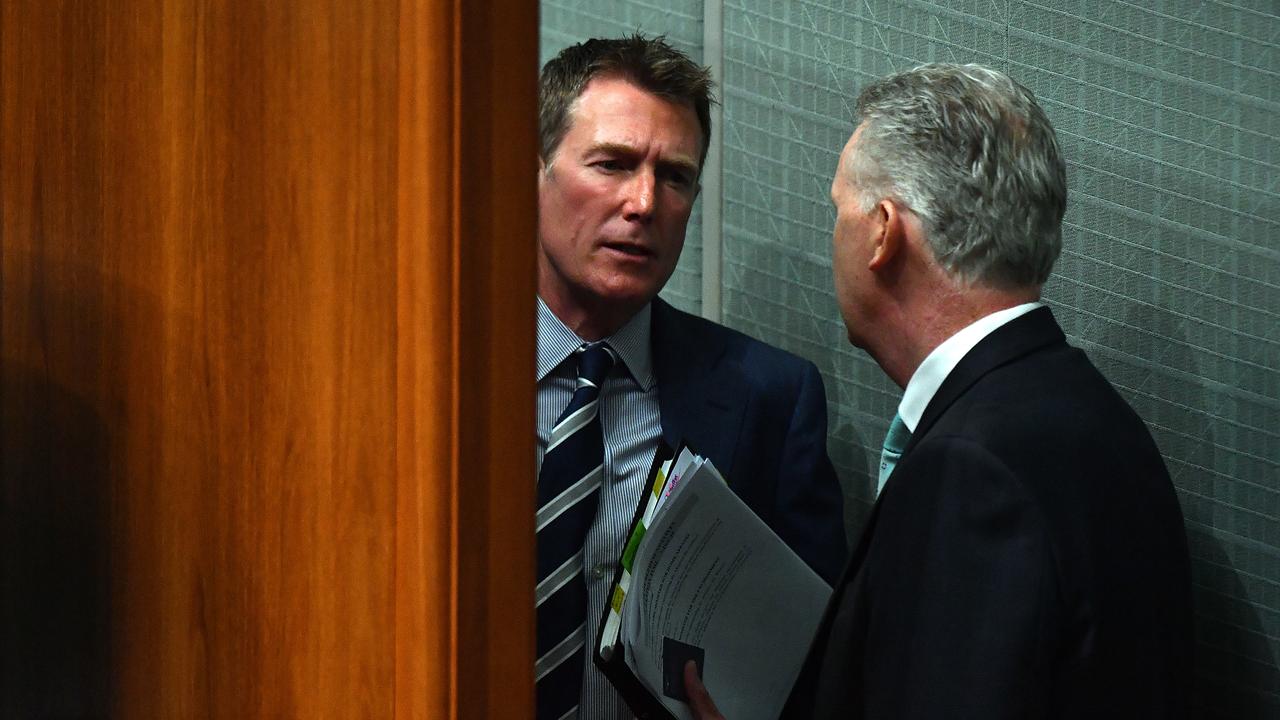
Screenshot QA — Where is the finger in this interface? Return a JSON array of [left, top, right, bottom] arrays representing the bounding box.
[[683, 659, 722, 719]]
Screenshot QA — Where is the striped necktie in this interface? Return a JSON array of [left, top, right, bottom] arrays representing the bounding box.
[[535, 341, 616, 720], [877, 413, 911, 495]]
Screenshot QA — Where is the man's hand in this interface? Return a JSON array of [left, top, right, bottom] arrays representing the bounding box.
[[684, 660, 726, 720]]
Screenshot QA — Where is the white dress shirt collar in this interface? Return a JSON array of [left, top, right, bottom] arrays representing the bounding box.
[[536, 298, 655, 392]]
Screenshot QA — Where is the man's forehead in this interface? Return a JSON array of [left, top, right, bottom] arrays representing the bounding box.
[[832, 127, 866, 199], [575, 76, 696, 121], [835, 124, 866, 174], [570, 79, 702, 160], [845, 124, 866, 154], [577, 73, 687, 108]]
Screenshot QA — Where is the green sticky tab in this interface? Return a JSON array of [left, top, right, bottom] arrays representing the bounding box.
[[621, 524, 647, 571]]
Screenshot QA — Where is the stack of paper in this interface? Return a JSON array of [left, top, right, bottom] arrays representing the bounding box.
[[594, 444, 833, 720]]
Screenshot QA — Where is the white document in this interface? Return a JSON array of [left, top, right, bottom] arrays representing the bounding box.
[[620, 459, 832, 720]]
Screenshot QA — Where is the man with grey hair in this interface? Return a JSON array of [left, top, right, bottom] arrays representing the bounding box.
[[687, 63, 1192, 718]]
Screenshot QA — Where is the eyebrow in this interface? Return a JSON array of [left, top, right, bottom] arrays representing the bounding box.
[[590, 142, 700, 176]]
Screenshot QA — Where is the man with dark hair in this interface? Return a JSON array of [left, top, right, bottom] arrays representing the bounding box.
[[534, 35, 846, 720], [688, 63, 1193, 719]]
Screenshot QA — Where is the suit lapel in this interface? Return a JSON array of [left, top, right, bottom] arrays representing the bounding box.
[[650, 299, 750, 478], [906, 306, 1066, 454]]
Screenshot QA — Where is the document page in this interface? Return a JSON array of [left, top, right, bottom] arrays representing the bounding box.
[[621, 462, 832, 720]]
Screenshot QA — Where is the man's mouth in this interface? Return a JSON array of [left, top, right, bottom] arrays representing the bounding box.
[[601, 241, 653, 258]]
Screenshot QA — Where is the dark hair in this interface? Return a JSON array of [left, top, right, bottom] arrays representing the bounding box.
[[539, 34, 715, 170]]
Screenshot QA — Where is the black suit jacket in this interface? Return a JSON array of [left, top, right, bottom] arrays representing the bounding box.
[[650, 298, 847, 583], [788, 307, 1192, 719]]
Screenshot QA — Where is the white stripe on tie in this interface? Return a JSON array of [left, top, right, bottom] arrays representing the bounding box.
[[546, 399, 599, 452], [535, 550, 583, 607], [535, 465, 603, 532], [535, 622, 586, 681]]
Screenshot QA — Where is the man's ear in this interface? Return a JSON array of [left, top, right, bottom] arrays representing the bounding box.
[[867, 199, 903, 271]]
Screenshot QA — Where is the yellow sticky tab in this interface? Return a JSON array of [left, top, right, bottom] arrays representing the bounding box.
[[651, 469, 667, 496]]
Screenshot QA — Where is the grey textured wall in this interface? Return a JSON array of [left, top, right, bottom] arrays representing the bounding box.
[[542, 2, 1279, 716]]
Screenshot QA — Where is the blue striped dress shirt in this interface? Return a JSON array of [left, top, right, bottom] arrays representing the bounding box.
[[537, 298, 660, 720]]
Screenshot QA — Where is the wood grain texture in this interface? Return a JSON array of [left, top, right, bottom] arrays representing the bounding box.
[[454, 1, 540, 717], [1, 1, 536, 717], [1, 2, 112, 716], [396, 3, 457, 717]]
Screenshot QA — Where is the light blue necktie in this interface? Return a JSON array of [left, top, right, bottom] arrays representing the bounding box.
[[877, 413, 911, 494]]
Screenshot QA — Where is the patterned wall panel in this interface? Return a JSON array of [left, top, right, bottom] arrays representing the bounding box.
[[1006, 3, 1280, 716]]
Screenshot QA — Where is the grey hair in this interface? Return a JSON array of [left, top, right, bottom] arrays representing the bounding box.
[[848, 63, 1067, 288]]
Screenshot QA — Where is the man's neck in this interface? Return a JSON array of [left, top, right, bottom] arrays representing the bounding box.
[[879, 281, 1040, 388], [538, 291, 644, 342]]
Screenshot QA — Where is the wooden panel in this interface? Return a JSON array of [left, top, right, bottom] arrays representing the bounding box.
[[1, 1, 536, 717], [454, 1, 540, 717], [395, 0, 539, 715], [0, 2, 112, 716], [395, 3, 456, 718]]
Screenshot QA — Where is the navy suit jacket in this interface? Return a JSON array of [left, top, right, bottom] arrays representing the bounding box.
[[787, 307, 1193, 719], [650, 298, 847, 583]]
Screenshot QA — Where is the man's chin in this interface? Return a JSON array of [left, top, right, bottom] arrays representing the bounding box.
[[593, 271, 671, 304], [844, 325, 869, 351], [593, 286, 659, 313]]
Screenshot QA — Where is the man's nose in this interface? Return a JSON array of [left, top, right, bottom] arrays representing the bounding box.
[[622, 169, 655, 220]]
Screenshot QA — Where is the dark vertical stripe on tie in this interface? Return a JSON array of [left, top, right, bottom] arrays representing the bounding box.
[[536, 573, 587, 659], [535, 342, 615, 719], [536, 646, 585, 720]]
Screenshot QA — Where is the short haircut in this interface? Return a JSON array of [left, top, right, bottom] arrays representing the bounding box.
[[539, 34, 715, 171], [849, 63, 1067, 289]]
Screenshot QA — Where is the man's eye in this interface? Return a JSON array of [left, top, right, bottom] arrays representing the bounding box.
[[593, 159, 624, 171], [663, 170, 695, 189]]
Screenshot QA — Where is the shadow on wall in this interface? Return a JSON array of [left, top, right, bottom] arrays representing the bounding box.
[[1095, 298, 1280, 719], [829, 416, 872, 546], [807, 291, 879, 550], [1187, 529, 1280, 719], [0, 246, 163, 717], [825, 322, 892, 547], [1, 363, 111, 716]]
